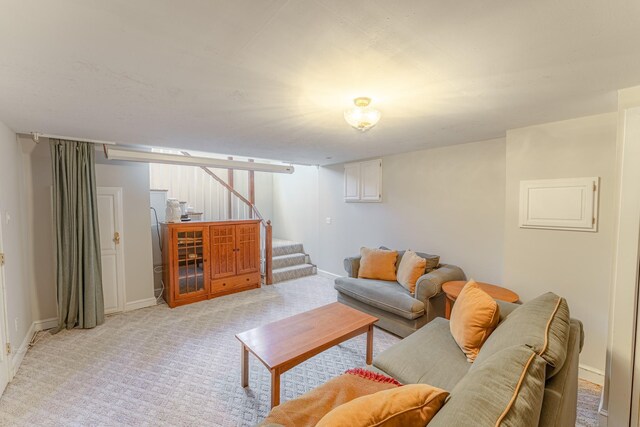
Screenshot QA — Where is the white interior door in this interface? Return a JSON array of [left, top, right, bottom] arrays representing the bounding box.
[[0, 219, 10, 395], [97, 187, 125, 314]]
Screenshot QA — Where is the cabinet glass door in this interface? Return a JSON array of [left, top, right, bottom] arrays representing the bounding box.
[[173, 227, 208, 299]]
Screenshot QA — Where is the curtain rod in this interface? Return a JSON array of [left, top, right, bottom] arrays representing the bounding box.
[[31, 132, 117, 145]]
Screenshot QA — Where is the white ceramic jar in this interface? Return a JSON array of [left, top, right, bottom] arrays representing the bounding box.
[[165, 199, 182, 223]]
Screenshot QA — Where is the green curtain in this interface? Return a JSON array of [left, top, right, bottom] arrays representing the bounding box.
[[50, 139, 104, 331]]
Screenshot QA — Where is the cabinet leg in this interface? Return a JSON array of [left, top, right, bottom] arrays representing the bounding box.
[[241, 345, 249, 388]]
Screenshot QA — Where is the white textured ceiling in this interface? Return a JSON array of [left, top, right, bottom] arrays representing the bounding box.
[[1, 0, 640, 165]]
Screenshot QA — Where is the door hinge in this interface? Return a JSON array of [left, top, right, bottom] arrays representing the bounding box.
[[6, 343, 10, 355], [0, 253, 4, 266], [593, 183, 597, 192], [593, 217, 596, 225]]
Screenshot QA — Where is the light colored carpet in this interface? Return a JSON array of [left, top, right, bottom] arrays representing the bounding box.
[[0, 275, 600, 426]]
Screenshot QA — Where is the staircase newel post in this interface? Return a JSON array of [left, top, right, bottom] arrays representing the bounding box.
[[266, 220, 273, 285]]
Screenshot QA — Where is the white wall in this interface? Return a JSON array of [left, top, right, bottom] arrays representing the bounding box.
[[26, 139, 155, 321], [274, 138, 507, 282], [273, 165, 319, 260], [316, 138, 506, 281], [504, 113, 617, 379], [0, 122, 33, 375]]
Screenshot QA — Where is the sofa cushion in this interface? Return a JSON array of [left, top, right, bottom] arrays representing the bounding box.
[[373, 317, 471, 391], [261, 368, 401, 427], [381, 247, 440, 274], [334, 277, 425, 320], [450, 280, 500, 363], [358, 247, 398, 281], [429, 345, 546, 427], [398, 250, 440, 273], [316, 384, 449, 427], [472, 292, 570, 379], [397, 250, 427, 294]]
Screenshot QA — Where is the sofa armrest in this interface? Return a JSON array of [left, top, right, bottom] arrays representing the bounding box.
[[414, 264, 466, 302], [343, 256, 361, 278]]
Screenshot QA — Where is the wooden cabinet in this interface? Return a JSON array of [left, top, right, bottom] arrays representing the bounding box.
[[162, 220, 261, 308]]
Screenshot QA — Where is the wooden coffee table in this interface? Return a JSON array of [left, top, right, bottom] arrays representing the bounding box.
[[442, 281, 519, 319], [235, 302, 378, 408]]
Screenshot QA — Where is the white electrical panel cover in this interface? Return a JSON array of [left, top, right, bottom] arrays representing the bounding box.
[[519, 177, 599, 232]]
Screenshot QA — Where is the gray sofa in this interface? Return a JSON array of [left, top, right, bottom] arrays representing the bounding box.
[[368, 294, 583, 426], [334, 250, 466, 337], [262, 292, 583, 426]]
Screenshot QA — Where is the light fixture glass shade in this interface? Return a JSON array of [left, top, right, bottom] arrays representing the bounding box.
[[344, 97, 381, 132]]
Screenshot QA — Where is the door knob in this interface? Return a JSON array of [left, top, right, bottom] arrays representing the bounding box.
[[114, 232, 120, 244]]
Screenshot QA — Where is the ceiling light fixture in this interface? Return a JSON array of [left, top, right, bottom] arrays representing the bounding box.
[[344, 97, 381, 132]]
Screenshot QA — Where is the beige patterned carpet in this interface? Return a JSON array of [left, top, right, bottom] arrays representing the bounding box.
[[0, 275, 601, 426]]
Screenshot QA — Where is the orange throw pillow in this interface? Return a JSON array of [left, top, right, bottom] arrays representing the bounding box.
[[358, 247, 398, 281], [316, 384, 449, 427], [450, 280, 500, 363], [396, 250, 427, 294]]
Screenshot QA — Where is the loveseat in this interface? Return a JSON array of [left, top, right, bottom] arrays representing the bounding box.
[[262, 292, 583, 426], [334, 250, 466, 337]]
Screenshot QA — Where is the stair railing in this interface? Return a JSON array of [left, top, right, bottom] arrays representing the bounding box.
[[180, 151, 273, 285]]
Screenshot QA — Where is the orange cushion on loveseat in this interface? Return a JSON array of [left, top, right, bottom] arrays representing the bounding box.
[[450, 280, 500, 362], [358, 247, 398, 281], [316, 384, 449, 427]]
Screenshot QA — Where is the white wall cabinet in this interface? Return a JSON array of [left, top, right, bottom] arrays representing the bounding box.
[[344, 159, 382, 203]]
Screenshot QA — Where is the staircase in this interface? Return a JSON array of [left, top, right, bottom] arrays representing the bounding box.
[[271, 239, 316, 283]]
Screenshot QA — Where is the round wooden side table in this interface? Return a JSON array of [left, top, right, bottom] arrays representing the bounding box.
[[442, 281, 520, 319]]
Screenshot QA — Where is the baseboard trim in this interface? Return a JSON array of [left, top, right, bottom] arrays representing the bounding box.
[[33, 317, 57, 332], [125, 297, 157, 312], [597, 383, 608, 427], [9, 317, 58, 380], [9, 322, 34, 379], [579, 364, 605, 386], [317, 269, 340, 279]]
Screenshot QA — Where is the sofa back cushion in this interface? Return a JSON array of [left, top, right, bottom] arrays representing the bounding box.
[[450, 280, 500, 363], [429, 345, 546, 427], [394, 248, 440, 273], [358, 247, 398, 281], [472, 292, 571, 379]]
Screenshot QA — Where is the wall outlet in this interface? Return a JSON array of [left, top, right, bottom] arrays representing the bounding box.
[[14, 318, 18, 332], [325, 217, 332, 224]]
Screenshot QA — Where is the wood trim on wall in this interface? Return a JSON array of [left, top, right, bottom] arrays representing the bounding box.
[[227, 157, 234, 219], [249, 159, 255, 219]]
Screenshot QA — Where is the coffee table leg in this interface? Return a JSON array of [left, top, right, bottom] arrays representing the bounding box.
[[271, 370, 280, 408], [445, 297, 452, 320], [241, 344, 249, 388], [366, 324, 374, 365]]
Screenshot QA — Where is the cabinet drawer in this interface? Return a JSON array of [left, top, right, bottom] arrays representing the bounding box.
[[211, 272, 260, 294]]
